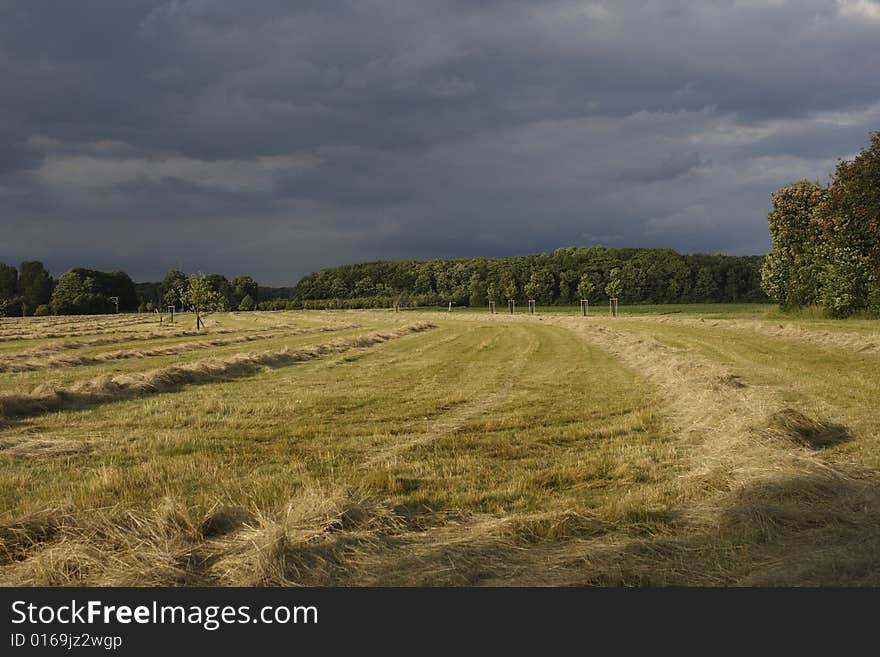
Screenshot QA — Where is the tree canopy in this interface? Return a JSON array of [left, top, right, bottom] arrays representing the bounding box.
[[50, 269, 137, 315], [761, 132, 880, 318], [291, 247, 767, 309], [183, 273, 226, 329], [18, 261, 54, 315]]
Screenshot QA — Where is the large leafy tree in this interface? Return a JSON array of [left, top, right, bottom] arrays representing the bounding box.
[[18, 261, 53, 315], [761, 133, 880, 317], [204, 274, 234, 308], [50, 271, 114, 315], [159, 270, 189, 309], [468, 273, 486, 307], [557, 269, 577, 304], [231, 275, 258, 308], [0, 263, 19, 316], [0, 263, 18, 301], [814, 132, 880, 316], [760, 180, 827, 308]]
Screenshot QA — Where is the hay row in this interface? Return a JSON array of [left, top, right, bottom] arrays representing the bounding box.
[[0, 316, 153, 339], [649, 316, 880, 354], [0, 324, 360, 373], [0, 314, 149, 332], [0, 323, 435, 420], [0, 314, 255, 342], [0, 486, 405, 586], [555, 317, 845, 480], [0, 325, 297, 360], [542, 317, 880, 584], [0, 325, 172, 343]]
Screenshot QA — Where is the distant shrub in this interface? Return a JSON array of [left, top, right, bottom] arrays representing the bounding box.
[[34, 304, 51, 316], [238, 294, 255, 311]]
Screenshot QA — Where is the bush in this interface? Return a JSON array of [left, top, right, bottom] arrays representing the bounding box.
[[238, 294, 255, 311], [0, 298, 20, 317], [34, 304, 51, 317]]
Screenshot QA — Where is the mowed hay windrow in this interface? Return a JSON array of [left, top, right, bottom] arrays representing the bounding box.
[[651, 316, 880, 355], [537, 315, 880, 584], [762, 408, 852, 449], [0, 487, 404, 586], [0, 327, 238, 359], [0, 324, 359, 373], [0, 323, 435, 420], [0, 326, 268, 362], [0, 315, 151, 339]]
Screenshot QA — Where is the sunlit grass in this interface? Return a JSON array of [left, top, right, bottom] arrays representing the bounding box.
[[1, 309, 878, 586]]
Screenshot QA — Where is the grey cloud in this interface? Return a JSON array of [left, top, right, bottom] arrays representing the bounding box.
[[1, 0, 879, 284]]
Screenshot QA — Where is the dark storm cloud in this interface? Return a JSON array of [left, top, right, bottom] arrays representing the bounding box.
[[1, 0, 879, 284]]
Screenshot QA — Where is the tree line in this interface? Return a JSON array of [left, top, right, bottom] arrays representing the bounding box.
[[142, 271, 261, 313], [292, 247, 768, 309], [0, 263, 281, 316], [761, 132, 880, 318], [2, 248, 767, 318]]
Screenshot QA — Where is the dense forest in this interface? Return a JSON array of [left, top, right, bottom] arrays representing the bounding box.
[[0, 263, 140, 317], [0, 248, 767, 317], [292, 247, 768, 309]]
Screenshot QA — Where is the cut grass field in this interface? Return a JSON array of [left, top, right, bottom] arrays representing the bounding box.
[[0, 306, 878, 585]]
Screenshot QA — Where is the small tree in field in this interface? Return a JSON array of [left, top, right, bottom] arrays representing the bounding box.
[[183, 274, 225, 329], [605, 268, 623, 316], [577, 273, 596, 315], [577, 273, 596, 302], [486, 282, 498, 303], [605, 268, 623, 298], [502, 278, 518, 303]]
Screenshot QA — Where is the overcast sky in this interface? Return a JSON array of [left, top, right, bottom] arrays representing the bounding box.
[[1, 1, 879, 284]]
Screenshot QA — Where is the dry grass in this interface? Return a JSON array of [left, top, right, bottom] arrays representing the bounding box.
[[1, 309, 878, 586], [0, 323, 434, 420], [651, 315, 880, 354], [0, 324, 358, 373], [762, 408, 851, 449], [0, 486, 403, 586], [0, 327, 257, 361]]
